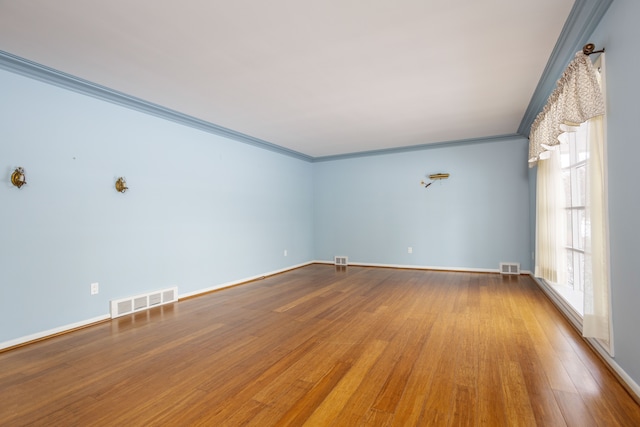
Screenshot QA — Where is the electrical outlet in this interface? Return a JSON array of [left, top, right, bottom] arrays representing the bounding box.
[[90, 282, 99, 295], [284, 249, 288, 257], [408, 247, 413, 254]]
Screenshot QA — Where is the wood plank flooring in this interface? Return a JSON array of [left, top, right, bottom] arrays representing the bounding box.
[[1, 265, 639, 426]]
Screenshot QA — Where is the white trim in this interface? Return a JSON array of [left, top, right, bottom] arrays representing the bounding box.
[[0, 314, 110, 351], [529, 273, 639, 401], [110, 286, 178, 319], [6, 263, 634, 401], [0, 50, 312, 162], [597, 53, 615, 358], [178, 261, 315, 299], [586, 338, 639, 398], [313, 260, 504, 274], [0, 262, 314, 351], [312, 134, 521, 162], [531, 274, 584, 330]]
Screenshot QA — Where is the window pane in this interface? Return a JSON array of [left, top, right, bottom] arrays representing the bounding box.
[[576, 252, 585, 292], [578, 208, 586, 251], [562, 169, 571, 206], [566, 209, 573, 247], [560, 142, 571, 168], [566, 250, 574, 288], [576, 164, 586, 206], [572, 209, 587, 251], [576, 125, 589, 162]]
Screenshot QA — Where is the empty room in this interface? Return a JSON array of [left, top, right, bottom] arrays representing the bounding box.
[[1, 0, 640, 425]]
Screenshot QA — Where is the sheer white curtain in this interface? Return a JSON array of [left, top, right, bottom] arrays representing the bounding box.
[[529, 51, 611, 346], [583, 114, 611, 342], [535, 148, 566, 284]]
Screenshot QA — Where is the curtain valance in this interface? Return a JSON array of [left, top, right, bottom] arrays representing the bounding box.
[[528, 51, 605, 166]]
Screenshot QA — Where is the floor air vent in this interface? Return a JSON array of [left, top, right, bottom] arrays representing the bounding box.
[[500, 263, 520, 275], [334, 256, 348, 266], [110, 287, 178, 318]]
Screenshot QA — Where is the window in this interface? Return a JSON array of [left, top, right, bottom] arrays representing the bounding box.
[[549, 123, 589, 315], [533, 54, 612, 352]]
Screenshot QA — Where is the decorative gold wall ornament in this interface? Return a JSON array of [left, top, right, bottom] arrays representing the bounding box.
[[11, 167, 27, 189], [428, 173, 450, 180], [115, 177, 128, 193], [421, 173, 450, 189]]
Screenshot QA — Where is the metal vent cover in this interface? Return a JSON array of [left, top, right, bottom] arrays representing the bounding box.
[[334, 256, 348, 266], [117, 300, 132, 315], [110, 286, 178, 318], [500, 263, 520, 275], [163, 289, 175, 302], [149, 293, 162, 306]]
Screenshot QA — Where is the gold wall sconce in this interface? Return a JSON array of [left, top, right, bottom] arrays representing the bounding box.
[[421, 173, 450, 189], [115, 177, 128, 193], [11, 167, 27, 189]]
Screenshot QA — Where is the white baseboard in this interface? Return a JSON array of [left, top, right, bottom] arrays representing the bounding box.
[[529, 273, 640, 402], [178, 261, 315, 299], [7, 262, 636, 402], [0, 314, 111, 351], [587, 337, 640, 400], [1, 262, 315, 352], [531, 274, 584, 331], [313, 259, 500, 274]]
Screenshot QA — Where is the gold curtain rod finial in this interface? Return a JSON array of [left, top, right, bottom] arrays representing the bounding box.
[[583, 43, 605, 56], [11, 167, 27, 189]]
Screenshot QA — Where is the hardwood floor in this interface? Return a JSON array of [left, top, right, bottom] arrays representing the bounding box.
[[1, 265, 639, 426]]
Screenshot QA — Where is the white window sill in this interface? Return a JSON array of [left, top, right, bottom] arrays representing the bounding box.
[[547, 282, 584, 316]]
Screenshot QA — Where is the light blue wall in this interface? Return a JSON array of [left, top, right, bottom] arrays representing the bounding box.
[[587, 0, 640, 386], [313, 137, 531, 271], [0, 69, 314, 344], [5, 0, 638, 391]]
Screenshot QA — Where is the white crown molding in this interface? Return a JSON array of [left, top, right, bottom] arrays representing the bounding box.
[[0, 50, 523, 163], [312, 134, 524, 162], [0, 50, 313, 163], [0, 0, 613, 162]]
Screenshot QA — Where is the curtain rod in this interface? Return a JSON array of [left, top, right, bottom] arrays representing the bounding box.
[[583, 43, 605, 55]]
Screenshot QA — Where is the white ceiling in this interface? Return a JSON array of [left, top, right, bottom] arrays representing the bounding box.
[[0, 0, 574, 158]]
